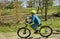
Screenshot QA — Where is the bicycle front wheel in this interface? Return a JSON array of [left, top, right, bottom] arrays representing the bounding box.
[[39, 26, 53, 37], [17, 27, 31, 38]]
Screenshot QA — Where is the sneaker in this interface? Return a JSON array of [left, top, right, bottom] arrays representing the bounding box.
[[34, 30, 38, 34]]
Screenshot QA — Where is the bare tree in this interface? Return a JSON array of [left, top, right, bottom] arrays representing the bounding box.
[[14, 0, 20, 24], [0, 9, 1, 24], [43, 0, 48, 21], [0, 0, 6, 24], [43, 0, 54, 21]]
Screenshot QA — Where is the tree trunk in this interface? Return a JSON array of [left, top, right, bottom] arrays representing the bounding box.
[[0, 9, 3, 25], [14, 0, 20, 24], [0, 9, 1, 25], [45, 0, 48, 21]]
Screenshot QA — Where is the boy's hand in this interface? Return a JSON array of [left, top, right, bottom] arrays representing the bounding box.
[[26, 17, 31, 22]]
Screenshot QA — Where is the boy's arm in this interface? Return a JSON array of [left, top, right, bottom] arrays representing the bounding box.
[[29, 16, 35, 24]]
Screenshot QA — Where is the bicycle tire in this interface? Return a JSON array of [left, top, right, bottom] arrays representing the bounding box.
[[17, 27, 31, 38], [39, 26, 53, 37]]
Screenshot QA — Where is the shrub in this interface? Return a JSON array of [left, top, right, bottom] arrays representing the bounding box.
[[1, 9, 11, 16], [5, 3, 14, 9], [53, 12, 60, 17]]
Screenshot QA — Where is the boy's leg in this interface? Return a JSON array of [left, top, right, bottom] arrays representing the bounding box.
[[31, 24, 38, 33], [31, 24, 38, 30]]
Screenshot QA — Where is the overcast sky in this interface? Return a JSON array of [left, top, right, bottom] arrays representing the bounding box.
[[53, 0, 60, 6], [0, 0, 60, 6]]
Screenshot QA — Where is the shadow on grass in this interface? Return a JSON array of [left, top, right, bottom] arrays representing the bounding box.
[[18, 37, 48, 39]]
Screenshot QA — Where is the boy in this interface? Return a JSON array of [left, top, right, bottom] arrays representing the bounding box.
[[29, 10, 41, 34]]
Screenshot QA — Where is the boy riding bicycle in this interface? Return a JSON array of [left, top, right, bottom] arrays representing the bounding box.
[[27, 10, 41, 34], [17, 10, 52, 38]]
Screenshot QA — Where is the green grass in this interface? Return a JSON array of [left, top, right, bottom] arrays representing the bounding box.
[[0, 24, 20, 32], [42, 18, 60, 29], [0, 18, 60, 32], [0, 6, 60, 32], [0, 6, 60, 16]]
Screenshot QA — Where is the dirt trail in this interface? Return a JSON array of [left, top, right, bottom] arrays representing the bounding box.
[[0, 32, 60, 39]]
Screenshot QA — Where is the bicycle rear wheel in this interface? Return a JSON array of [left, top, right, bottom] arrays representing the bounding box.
[[17, 27, 31, 38], [39, 26, 53, 37]]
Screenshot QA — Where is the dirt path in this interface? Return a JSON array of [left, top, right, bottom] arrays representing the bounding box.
[[0, 32, 60, 39]]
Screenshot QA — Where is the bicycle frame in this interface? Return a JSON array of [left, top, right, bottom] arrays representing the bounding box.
[[23, 23, 28, 34]]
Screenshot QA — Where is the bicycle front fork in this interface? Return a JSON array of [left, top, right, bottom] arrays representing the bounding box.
[[23, 24, 27, 34]]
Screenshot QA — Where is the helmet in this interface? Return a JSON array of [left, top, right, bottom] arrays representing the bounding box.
[[31, 10, 36, 14]]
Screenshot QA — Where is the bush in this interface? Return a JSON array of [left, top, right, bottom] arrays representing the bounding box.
[[5, 3, 14, 9], [53, 12, 60, 17], [1, 9, 11, 16]]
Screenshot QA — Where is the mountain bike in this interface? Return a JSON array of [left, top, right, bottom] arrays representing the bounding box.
[[17, 17, 53, 38]]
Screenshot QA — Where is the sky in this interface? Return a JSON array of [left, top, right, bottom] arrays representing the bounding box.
[[53, 0, 60, 6], [0, 0, 60, 6]]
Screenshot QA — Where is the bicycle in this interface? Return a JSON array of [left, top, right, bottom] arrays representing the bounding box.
[[17, 17, 53, 38]]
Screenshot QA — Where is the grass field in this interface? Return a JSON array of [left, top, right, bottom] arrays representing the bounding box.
[[0, 6, 60, 32], [0, 17, 60, 32], [0, 6, 60, 16]]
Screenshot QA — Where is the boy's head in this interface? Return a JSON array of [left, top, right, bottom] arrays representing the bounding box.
[[31, 10, 36, 15]]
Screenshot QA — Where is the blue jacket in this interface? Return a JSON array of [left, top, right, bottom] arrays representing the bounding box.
[[30, 14, 41, 25]]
